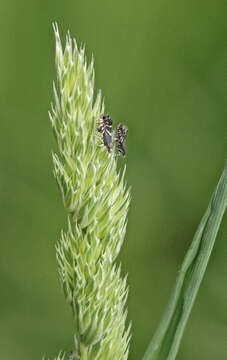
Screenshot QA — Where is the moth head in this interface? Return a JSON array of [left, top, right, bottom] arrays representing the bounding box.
[[118, 123, 128, 136]]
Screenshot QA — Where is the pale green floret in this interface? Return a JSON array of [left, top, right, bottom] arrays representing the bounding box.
[[49, 23, 131, 359]]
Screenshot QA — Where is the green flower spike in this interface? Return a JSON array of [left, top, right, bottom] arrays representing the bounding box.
[[49, 23, 131, 360]]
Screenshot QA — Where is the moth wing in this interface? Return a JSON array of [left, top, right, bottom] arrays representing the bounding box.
[[103, 132, 113, 152], [119, 143, 126, 157]]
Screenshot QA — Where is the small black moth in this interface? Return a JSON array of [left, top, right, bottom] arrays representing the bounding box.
[[116, 123, 128, 157], [97, 114, 113, 153]]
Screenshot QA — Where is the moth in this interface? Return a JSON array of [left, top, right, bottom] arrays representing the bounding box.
[[97, 114, 113, 152], [116, 123, 128, 157]]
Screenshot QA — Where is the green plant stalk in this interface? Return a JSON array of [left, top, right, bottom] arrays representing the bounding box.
[[49, 23, 131, 360], [142, 162, 227, 360]]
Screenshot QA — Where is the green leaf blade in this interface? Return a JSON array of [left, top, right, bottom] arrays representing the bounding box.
[[143, 162, 227, 360]]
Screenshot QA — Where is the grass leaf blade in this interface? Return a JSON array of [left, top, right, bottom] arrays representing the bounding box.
[[142, 162, 227, 360]]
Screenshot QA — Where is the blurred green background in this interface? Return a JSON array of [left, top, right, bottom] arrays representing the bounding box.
[[0, 0, 226, 359]]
